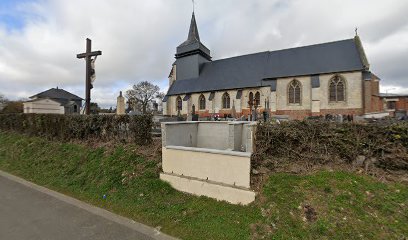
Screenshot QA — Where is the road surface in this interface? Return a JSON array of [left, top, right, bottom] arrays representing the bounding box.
[[0, 171, 175, 240]]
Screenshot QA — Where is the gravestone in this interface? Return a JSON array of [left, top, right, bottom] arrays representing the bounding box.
[[191, 104, 199, 121], [231, 100, 237, 119], [116, 91, 126, 115], [252, 109, 257, 121], [263, 98, 270, 121]]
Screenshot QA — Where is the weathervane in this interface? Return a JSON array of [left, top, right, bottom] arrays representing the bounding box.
[[192, 0, 195, 13], [355, 27, 358, 36]]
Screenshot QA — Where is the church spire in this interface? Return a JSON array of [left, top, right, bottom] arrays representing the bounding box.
[[176, 11, 211, 61], [179, 12, 201, 47], [188, 12, 200, 43]]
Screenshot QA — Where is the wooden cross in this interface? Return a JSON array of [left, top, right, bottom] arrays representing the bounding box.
[[77, 38, 102, 115]]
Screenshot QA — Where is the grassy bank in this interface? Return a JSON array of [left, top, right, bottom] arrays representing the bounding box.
[[0, 131, 407, 239]]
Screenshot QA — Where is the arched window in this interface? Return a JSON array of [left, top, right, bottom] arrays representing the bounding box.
[[222, 92, 230, 109], [176, 96, 182, 111], [248, 92, 254, 106], [199, 94, 206, 110], [329, 75, 346, 102], [288, 80, 301, 104], [255, 92, 261, 106]]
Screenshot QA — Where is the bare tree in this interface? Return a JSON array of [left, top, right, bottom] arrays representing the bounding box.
[[0, 93, 8, 104], [126, 81, 160, 114], [156, 92, 166, 100]]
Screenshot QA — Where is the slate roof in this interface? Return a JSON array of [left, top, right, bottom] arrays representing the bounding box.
[[178, 12, 200, 47], [378, 93, 408, 98], [30, 88, 83, 101], [167, 38, 367, 96]]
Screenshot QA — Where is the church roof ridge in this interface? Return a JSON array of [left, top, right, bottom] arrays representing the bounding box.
[[268, 38, 354, 54], [208, 38, 355, 64]]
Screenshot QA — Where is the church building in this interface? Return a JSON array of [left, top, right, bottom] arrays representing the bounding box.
[[163, 13, 382, 120]]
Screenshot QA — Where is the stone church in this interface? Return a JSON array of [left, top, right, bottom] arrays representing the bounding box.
[[163, 13, 382, 120]]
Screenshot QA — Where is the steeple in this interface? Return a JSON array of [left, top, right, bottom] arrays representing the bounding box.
[[181, 12, 200, 46], [176, 12, 211, 61]]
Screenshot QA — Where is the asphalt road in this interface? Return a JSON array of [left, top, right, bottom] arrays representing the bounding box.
[[0, 172, 173, 240]]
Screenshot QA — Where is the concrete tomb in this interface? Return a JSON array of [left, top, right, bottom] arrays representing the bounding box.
[[160, 121, 256, 205]]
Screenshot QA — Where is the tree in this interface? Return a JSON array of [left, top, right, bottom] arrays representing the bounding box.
[[0, 93, 7, 104], [90, 102, 100, 114], [126, 81, 160, 114], [1, 101, 23, 113], [156, 92, 166, 101]]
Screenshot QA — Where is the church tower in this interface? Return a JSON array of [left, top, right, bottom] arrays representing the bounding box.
[[175, 12, 211, 81]]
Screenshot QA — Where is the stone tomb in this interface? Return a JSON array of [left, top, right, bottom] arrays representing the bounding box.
[[160, 121, 256, 205]]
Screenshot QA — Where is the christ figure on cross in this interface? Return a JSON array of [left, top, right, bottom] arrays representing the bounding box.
[[77, 38, 102, 115]]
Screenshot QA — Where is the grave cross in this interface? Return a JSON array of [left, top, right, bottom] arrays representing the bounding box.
[[77, 38, 102, 115]]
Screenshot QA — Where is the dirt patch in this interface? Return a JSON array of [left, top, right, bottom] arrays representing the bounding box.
[[303, 205, 317, 222]]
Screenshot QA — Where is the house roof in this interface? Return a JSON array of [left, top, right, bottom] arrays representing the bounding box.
[[167, 37, 368, 96], [379, 93, 408, 98], [30, 88, 83, 101]]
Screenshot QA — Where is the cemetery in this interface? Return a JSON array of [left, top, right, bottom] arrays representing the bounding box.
[[0, 2, 408, 239], [0, 33, 407, 239], [1, 117, 408, 239]]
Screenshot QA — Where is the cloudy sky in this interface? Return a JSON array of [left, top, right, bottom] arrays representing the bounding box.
[[0, 0, 407, 108]]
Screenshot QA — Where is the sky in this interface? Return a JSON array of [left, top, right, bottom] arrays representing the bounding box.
[[0, 0, 407, 108]]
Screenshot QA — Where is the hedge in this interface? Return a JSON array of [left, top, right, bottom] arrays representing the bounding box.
[[252, 120, 408, 172], [0, 114, 153, 145]]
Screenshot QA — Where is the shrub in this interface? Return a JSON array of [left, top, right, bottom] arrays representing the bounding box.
[[252, 120, 408, 172], [0, 114, 153, 145]]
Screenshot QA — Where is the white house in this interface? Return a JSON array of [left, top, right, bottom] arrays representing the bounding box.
[[24, 88, 83, 115]]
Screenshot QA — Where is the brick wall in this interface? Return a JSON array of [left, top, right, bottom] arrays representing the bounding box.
[[396, 97, 408, 111]]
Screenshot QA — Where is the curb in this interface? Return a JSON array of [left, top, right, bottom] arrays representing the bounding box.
[[0, 170, 179, 240]]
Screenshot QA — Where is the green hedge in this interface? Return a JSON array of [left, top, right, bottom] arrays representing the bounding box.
[[0, 114, 153, 145], [252, 121, 408, 171]]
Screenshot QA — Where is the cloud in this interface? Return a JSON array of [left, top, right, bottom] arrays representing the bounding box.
[[0, 0, 407, 108]]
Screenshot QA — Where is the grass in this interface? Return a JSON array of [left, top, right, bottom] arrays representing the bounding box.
[[0, 131, 407, 240]]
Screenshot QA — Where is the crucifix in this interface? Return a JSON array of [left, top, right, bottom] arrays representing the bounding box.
[[77, 38, 102, 115]]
